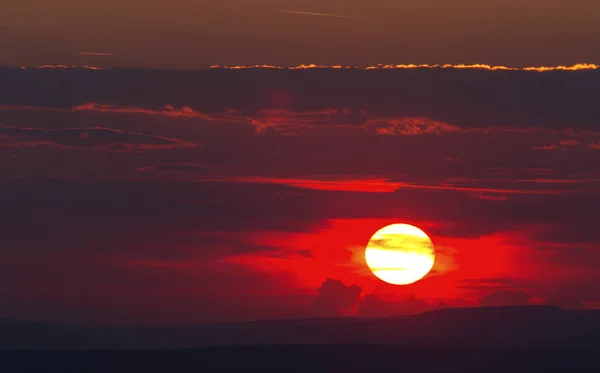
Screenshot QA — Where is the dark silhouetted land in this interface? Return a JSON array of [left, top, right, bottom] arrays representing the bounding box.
[[2, 306, 600, 372]]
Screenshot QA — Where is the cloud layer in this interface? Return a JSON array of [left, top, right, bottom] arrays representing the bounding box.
[[0, 67, 599, 325], [3, 67, 600, 132]]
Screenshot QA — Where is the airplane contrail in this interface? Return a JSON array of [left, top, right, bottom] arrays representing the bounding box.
[[79, 52, 120, 57], [279, 10, 361, 19]]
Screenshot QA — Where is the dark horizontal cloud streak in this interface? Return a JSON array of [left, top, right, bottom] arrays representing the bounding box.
[[2, 68, 600, 132], [0, 124, 197, 151]]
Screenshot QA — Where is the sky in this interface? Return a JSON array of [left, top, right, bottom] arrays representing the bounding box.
[[2, 0, 600, 68], [0, 66, 599, 325], [1, 0, 599, 326]]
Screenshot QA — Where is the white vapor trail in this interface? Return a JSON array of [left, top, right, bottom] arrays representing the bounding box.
[[279, 10, 361, 19]]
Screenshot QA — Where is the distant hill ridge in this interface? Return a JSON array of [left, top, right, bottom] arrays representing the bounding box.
[[2, 306, 600, 349]]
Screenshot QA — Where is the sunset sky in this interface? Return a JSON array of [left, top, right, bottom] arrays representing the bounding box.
[[1, 0, 599, 327], [1, 65, 599, 326], [2, 0, 600, 68]]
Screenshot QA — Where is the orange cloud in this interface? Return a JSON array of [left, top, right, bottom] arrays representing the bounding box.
[[210, 63, 599, 72], [15, 63, 600, 72]]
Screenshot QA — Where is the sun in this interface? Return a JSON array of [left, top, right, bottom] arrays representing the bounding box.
[[365, 223, 435, 285]]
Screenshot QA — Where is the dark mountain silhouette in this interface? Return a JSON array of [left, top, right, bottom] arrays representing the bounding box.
[[0, 319, 126, 349], [2, 306, 600, 349], [3, 307, 600, 372]]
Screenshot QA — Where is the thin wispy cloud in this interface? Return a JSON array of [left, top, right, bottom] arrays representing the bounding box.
[[279, 10, 361, 20], [79, 52, 120, 57]]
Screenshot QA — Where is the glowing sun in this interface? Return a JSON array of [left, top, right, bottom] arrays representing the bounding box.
[[365, 224, 435, 285]]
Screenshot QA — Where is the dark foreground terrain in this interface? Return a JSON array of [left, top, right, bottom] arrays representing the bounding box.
[[2, 307, 600, 372], [3, 306, 600, 349], [2, 345, 599, 373]]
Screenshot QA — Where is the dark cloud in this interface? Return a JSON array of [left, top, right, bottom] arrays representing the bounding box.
[[530, 223, 600, 245], [460, 277, 598, 309], [310, 279, 362, 317], [544, 297, 585, 310], [535, 244, 600, 269], [479, 290, 532, 307], [0, 124, 197, 152], [359, 294, 430, 317], [136, 162, 211, 173], [0, 250, 304, 326], [2, 68, 600, 132], [1, 174, 597, 268], [0, 179, 329, 241]]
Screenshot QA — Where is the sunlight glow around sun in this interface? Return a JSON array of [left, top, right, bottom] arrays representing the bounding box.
[[365, 224, 435, 285]]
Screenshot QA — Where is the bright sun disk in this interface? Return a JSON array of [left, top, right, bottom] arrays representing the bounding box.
[[365, 223, 435, 285]]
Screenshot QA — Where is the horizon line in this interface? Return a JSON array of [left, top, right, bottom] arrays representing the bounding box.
[[0, 304, 582, 328]]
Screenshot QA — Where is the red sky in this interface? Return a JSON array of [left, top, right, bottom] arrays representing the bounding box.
[[1, 0, 600, 68], [0, 66, 599, 325]]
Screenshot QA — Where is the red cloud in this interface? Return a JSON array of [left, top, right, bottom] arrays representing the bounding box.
[[363, 117, 463, 135], [479, 290, 532, 307], [559, 139, 581, 146], [213, 176, 573, 197], [533, 144, 564, 151], [72, 103, 240, 121], [225, 176, 404, 193], [2, 103, 600, 139], [590, 142, 600, 149]]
